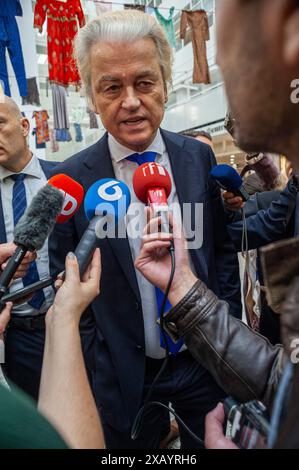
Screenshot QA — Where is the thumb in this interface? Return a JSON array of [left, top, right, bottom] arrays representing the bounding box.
[[64, 252, 80, 284]]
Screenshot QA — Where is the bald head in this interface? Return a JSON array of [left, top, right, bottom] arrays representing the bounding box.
[[0, 96, 31, 172], [0, 96, 22, 120]]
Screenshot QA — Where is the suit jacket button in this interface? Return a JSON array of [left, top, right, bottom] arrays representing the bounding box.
[[135, 302, 140, 310], [136, 345, 144, 351]]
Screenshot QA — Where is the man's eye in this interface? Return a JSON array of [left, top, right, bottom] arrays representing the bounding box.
[[104, 85, 119, 93], [138, 81, 152, 87]]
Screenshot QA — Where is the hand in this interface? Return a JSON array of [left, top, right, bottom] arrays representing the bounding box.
[[223, 191, 244, 212], [135, 208, 197, 306], [0, 302, 12, 342], [46, 248, 101, 327], [0, 242, 37, 280], [205, 403, 238, 449]]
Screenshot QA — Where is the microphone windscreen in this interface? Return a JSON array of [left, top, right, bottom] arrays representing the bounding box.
[[48, 174, 84, 223], [210, 164, 243, 191], [84, 178, 131, 221], [14, 185, 64, 251], [133, 163, 172, 203]]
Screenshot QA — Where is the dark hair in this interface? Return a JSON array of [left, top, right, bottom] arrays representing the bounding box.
[[181, 130, 213, 142]]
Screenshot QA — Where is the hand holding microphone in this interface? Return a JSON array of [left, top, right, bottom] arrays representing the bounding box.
[[133, 162, 172, 233], [210, 164, 250, 212]]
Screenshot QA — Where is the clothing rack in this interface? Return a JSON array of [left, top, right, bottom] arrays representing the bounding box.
[[91, 0, 214, 15]]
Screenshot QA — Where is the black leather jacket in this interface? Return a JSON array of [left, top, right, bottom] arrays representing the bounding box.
[[164, 280, 286, 409]]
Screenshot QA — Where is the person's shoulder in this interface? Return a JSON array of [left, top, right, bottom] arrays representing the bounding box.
[[50, 138, 105, 177], [161, 129, 214, 169]]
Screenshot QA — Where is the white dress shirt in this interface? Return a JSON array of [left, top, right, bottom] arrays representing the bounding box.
[[0, 154, 55, 316], [108, 129, 186, 359]]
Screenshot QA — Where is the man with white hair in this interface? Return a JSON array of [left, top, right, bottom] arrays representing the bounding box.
[[49, 10, 241, 449]]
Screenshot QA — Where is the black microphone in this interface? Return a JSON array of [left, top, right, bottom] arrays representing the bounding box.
[[0, 184, 63, 299]]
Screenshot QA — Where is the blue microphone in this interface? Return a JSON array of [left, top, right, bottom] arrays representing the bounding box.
[[75, 179, 131, 278], [210, 164, 250, 201]]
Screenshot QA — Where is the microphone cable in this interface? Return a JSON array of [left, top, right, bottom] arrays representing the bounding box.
[[131, 240, 204, 446]]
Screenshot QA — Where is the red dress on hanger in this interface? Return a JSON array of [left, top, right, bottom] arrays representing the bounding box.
[[34, 0, 85, 88]]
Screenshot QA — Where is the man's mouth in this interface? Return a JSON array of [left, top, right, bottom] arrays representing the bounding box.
[[122, 117, 146, 126]]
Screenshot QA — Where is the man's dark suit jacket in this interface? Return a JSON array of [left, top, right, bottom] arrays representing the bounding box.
[[0, 159, 57, 243], [49, 130, 241, 431]]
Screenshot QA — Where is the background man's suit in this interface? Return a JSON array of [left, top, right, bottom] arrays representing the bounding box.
[[49, 130, 241, 447], [0, 159, 57, 400]]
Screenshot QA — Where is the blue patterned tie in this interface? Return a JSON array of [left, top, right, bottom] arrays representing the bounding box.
[[126, 152, 184, 354], [11, 173, 45, 310]]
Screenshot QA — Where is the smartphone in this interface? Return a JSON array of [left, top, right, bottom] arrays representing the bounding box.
[[1, 278, 53, 303]]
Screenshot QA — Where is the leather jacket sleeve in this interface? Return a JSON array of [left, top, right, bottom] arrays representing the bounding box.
[[164, 280, 286, 407]]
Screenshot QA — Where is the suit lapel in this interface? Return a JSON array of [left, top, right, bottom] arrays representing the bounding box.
[[161, 130, 209, 282], [82, 134, 141, 302]]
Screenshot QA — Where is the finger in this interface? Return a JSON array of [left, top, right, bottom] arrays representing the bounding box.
[[145, 206, 153, 225], [64, 252, 80, 283], [54, 278, 63, 289], [0, 302, 12, 334], [223, 191, 235, 200], [142, 232, 173, 244], [143, 216, 162, 236], [87, 248, 101, 284], [141, 240, 171, 254]]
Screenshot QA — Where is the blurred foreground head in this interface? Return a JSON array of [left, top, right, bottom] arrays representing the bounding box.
[[217, 0, 299, 169]]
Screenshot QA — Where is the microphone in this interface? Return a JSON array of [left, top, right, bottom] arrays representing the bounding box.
[[75, 178, 131, 278], [0, 185, 64, 299], [210, 164, 250, 201], [133, 162, 172, 232], [47, 174, 84, 223]]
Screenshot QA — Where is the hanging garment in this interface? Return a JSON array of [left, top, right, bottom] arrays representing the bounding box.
[[32, 128, 46, 149], [154, 7, 176, 49], [0, 0, 23, 18], [34, 0, 85, 88], [86, 107, 98, 129], [0, 16, 27, 97], [22, 77, 41, 106], [124, 4, 146, 12], [32, 110, 50, 145], [55, 128, 72, 142], [180, 10, 211, 84], [50, 128, 59, 153], [51, 84, 70, 130], [74, 123, 83, 142]]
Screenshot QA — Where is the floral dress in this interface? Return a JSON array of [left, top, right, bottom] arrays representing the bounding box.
[[34, 0, 85, 87]]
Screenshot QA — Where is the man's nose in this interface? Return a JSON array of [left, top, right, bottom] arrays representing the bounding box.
[[121, 88, 141, 111]]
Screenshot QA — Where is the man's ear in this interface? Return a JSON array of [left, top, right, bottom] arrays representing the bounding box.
[[20, 117, 30, 139], [164, 83, 168, 104], [283, 8, 299, 66]]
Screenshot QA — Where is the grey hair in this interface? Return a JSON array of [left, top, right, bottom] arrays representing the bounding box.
[[74, 10, 173, 100]]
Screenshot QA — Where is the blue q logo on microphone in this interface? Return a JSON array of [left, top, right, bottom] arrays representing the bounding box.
[[84, 179, 131, 234]]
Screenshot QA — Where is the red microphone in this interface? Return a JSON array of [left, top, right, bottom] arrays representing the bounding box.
[[47, 174, 84, 223], [133, 162, 172, 232]]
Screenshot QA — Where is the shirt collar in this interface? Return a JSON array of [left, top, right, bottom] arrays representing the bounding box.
[[0, 154, 42, 182], [108, 129, 165, 164]]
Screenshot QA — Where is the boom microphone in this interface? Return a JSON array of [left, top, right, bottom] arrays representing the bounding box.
[[133, 162, 172, 231], [75, 178, 131, 278], [48, 174, 84, 223], [0, 184, 64, 298], [210, 164, 250, 201]]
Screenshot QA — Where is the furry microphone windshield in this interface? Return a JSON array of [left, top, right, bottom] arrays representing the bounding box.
[[14, 184, 64, 251]]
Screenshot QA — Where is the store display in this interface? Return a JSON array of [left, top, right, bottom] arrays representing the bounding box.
[[52, 83, 70, 131], [0, 2, 27, 98], [74, 122, 83, 142], [32, 110, 50, 145], [180, 10, 211, 84], [86, 107, 98, 129], [50, 128, 59, 153], [154, 7, 176, 49], [22, 77, 41, 106], [32, 128, 46, 149], [34, 0, 85, 88]]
